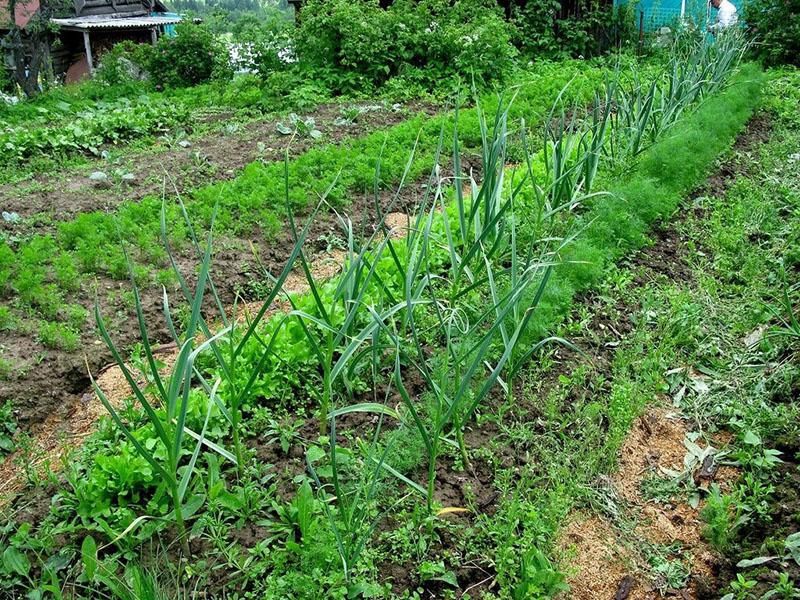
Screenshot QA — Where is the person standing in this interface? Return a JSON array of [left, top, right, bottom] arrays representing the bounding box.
[[709, 0, 738, 32]]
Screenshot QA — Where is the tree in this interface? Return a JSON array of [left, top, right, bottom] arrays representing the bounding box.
[[1, 0, 67, 97]]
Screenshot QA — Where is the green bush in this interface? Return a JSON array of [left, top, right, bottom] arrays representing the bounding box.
[[295, 0, 517, 93], [95, 41, 155, 87], [408, 0, 518, 86], [511, 0, 637, 59], [0, 66, 14, 94], [744, 0, 800, 67], [149, 23, 229, 88]]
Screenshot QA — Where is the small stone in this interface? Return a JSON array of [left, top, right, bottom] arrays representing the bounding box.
[[121, 173, 136, 185], [178, 140, 192, 148], [89, 171, 111, 188], [2, 211, 20, 223]]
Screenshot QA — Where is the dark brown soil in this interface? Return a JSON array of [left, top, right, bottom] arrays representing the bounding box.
[[690, 111, 773, 202], [629, 223, 694, 283]]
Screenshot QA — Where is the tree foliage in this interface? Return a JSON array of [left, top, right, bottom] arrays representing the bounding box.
[[1, 0, 70, 97], [744, 0, 800, 67]]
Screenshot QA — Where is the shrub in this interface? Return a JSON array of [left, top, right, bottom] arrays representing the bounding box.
[[408, 0, 518, 87], [511, 0, 637, 59], [149, 23, 230, 88], [295, 0, 517, 93], [95, 41, 154, 87], [295, 0, 394, 92], [230, 11, 294, 77], [744, 0, 800, 67], [0, 66, 14, 94]]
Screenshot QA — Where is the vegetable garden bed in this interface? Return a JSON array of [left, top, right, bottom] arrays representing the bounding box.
[[2, 32, 798, 600]]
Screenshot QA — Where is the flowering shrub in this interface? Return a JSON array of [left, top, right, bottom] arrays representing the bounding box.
[[295, 0, 517, 93], [229, 12, 295, 77]]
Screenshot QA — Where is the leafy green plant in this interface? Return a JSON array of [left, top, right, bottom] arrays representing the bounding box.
[[261, 415, 305, 454], [701, 484, 749, 552], [765, 572, 800, 600], [284, 205, 409, 435], [735, 532, 800, 572], [37, 321, 80, 351], [276, 113, 322, 139], [512, 547, 569, 599], [161, 187, 319, 474], [0, 399, 16, 455], [262, 479, 321, 550], [721, 573, 759, 600], [91, 221, 234, 556], [733, 429, 784, 471], [647, 545, 691, 594], [0, 96, 190, 162], [333, 104, 381, 127]]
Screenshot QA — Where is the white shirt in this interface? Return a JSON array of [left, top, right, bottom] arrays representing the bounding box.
[[715, 0, 738, 29]]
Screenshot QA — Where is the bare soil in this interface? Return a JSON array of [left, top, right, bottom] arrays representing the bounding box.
[[561, 407, 736, 600]]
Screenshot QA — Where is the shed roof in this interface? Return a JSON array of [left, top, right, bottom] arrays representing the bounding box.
[[50, 13, 181, 30]]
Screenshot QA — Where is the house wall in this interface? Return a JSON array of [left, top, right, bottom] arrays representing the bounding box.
[[0, 0, 41, 28]]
